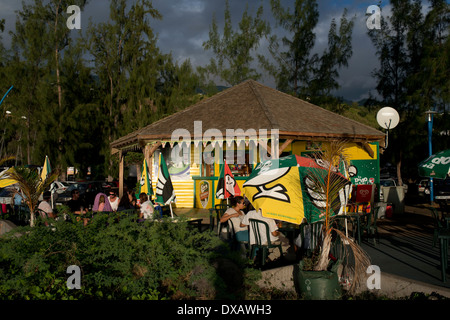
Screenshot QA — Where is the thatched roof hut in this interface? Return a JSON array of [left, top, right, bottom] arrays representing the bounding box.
[[111, 80, 385, 198], [112, 80, 384, 150]]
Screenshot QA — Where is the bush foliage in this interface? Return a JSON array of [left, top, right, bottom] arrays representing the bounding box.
[[0, 212, 253, 300]]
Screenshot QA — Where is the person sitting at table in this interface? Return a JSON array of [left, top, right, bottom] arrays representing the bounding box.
[[139, 193, 154, 220], [37, 191, 55, 226], [127, 189, 138, 209], [92, 193, 112, 212], [117, 192, 135, 212], [67, 189, 89, 225], [67, 189, 88, 215], [240, 206, 295, 262], [219, 196, 249, 242]]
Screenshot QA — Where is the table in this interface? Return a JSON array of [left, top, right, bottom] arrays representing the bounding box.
[[186, 218, 203, 232], [277, 221, 300, 243], [150, 217, 204, 232]]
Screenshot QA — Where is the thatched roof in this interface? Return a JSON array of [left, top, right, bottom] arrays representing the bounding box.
[[111, 80, 385, 150]]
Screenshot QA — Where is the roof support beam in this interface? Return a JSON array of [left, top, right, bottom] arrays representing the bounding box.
[[358, 141, 375, 158], [279, 139, 294, 157]]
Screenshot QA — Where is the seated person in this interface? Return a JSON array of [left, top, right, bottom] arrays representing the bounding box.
[[13, 190, 23, 213], [37, 191, 56, 226], [117, 192, 134, 211], [67, 189, 88, 215], [92, 193, 112, 212], [241, 207, 293, 261], [139, 193, 154, 220], [219, 196, 249, 242]]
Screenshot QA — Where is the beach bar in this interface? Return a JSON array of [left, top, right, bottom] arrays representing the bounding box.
[[110, 80, 385, 209]]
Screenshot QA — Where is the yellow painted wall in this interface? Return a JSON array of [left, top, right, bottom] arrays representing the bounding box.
[[151, 145, 199, 208], [153, 140, 379, 208]]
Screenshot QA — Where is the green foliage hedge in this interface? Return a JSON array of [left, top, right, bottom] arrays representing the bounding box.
[[0, 212, 249, 300]]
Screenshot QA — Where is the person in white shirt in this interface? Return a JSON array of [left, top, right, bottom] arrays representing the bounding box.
[[108, 191, 119, 212], [139, 193, 154, 220], [37, 191, 56, 226], [219, 196, 249, 242], [241, 207, 293, 261], [38, 191, 54, 218]]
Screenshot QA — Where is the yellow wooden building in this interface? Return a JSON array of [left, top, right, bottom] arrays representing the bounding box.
[[111, 80, 385, 209]]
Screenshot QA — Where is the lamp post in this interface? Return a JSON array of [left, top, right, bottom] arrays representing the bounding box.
[[425, 109, 438, 203], [0, 86, 14, 158]]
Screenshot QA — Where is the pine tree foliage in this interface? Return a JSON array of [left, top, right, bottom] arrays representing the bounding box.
[[201, 0, 270, 86]]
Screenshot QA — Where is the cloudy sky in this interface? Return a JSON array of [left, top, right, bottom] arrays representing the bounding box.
[[0, 0, 429, 102]]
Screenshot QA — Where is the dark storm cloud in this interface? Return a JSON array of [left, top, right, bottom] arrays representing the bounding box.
[[0, 0, 395, 101], [150, 0, 382, 101]]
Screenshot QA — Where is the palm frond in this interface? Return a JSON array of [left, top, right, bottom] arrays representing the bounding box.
[[332, 228, 371, 293], [6, 166, 60, 226], [0, 155, 15, 167], [307, 139, 350, 229], [305, 139, 371, 293]]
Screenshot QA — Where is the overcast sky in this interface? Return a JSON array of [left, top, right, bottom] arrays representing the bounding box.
[[0, 0, 431, 102]]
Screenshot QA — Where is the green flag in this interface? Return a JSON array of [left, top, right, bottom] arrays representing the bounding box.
[[139, 159, 153, 197], [155, 153, 176, 205]]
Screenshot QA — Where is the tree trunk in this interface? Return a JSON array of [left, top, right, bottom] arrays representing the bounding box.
[[397, 151, 403, 186]]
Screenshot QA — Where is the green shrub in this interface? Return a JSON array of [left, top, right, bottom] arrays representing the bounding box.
[[0, 213, 233, 300]]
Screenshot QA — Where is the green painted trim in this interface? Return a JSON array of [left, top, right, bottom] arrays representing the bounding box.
[[192, 176, 218, 180]]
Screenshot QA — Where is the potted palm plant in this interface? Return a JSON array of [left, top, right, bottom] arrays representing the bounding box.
[[296, 140, 371, 299], [6, 166, 59, 227]]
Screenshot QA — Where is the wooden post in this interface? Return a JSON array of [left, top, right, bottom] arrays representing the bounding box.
[[119, 149, 124, 198], [142, 141, 162, 199]]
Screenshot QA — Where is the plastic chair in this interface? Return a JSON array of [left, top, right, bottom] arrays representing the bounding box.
[[360, 205, 381, 245], [430, 207, 446, 247], [249, 219, 283, 266], [436, 199, 450, 219], [213, 204, 229, 232], [428, 207, 450, 282], [228, 218, 249, 254], [437, 228, 450, 282], [297, 220, 324, 258]]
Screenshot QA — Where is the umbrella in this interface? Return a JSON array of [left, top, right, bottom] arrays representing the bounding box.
[[0, 168, 17, 188], [243, 154, 351, 225], [41, 155, 51, 182], [40, 155, 55, 208], [215, 160, 241, 199], [418, 149, 450, 179], [139, 159, 153, 197]]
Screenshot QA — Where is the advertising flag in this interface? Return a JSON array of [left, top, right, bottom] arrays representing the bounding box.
[[41, 155, 51, 182], [155, 153, 176, 205], [139, 159, 153, 197], [215, 160, 241, 199]]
